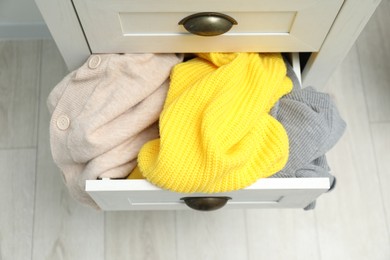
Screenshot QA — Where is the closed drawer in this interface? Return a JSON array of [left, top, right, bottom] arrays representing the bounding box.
[[72, 0, 343, 53], [85, 54, 330, 211]]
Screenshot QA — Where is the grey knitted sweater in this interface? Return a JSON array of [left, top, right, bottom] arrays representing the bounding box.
[[270, 60, 346, 208]]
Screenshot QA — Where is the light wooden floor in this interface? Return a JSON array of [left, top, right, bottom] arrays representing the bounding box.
[[1, 2, 390, 259]]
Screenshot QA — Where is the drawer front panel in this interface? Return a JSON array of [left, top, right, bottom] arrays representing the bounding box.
[[119, 12, 295, 35], [72, 0, 343, 53], [86, 178, 330, 211]]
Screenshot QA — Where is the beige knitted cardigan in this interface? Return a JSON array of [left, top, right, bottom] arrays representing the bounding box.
[[47, 53, 183, 208]]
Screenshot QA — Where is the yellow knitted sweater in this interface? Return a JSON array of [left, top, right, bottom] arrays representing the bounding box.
[[135, 53, 292, 193]]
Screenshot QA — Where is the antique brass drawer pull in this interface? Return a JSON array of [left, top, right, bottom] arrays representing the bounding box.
[[181, 196, 232, 211], [179, 12, 238, 36]]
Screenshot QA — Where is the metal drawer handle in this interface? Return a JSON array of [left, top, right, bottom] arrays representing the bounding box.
[[181, 196, 231, 211], [179, 12, 238, 36]]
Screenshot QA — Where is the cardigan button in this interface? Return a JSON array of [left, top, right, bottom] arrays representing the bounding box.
[[88, 55, 101, 69], [56, 115, 70, 130]]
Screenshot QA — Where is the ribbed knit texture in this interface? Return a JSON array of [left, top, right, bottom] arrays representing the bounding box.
[[137, 53, 292, 193]]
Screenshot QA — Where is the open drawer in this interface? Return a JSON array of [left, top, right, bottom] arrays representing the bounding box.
[[85, 53, 331, 211]]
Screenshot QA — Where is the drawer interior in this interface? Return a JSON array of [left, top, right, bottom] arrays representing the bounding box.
[[85, 53, 330, 211]]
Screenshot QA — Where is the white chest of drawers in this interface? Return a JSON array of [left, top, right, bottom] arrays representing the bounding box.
[[35, 0, 382, 210]]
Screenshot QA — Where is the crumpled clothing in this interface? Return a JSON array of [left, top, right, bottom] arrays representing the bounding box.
[[137, 53, 292, 193], [270, 59, 346, 209], [47, 53, 183, 208]]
